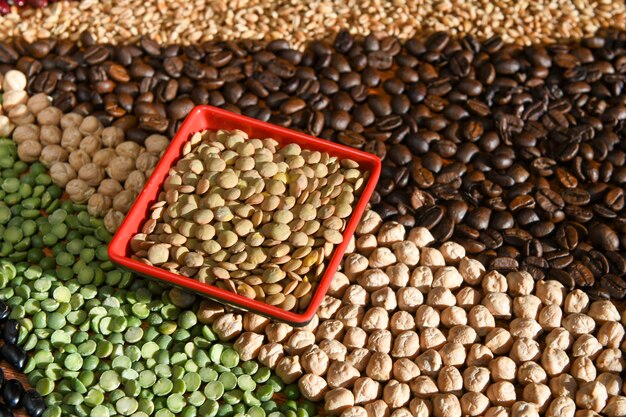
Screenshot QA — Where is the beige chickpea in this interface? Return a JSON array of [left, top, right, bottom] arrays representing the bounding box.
[[407, 227, 435, 248], [487, 381, 517, 406], [386, 263, 410, 289], [35, 106, 61, 126], [40, 144, 69, 167], [196, 301, 223, 324], [49, 162, 77, 188], [371, 288, 397, 311], [346, 348, 371, 372], [549, 374, 578, 399], [66, 179, 95, 204], [60, 113, 83, 129], [448, 325, 478, 346], [275, 356, 302, 384], [364, 400, 390, 417], [409, 398, 431, 417], [483, 293, 512, 319], [392, 242, 420, 267], [460, 392, 490, 416], [77, 116, 102, 137], [507, 271, 534, 296], [513, 295, 542, 320], [536, 280, 565, 306], [68, 149, 91, 172], [420, 327, 447, 351], [463, 366, 490, 393], [410, 375, 439, 398], [485, 328, 513, 355], [432, 266, 463, 290], [467, 305, 495, 336], [106, 155, 136, 182], [439, 242, 465, 264], [458, 257, 485, 285], [242, 313, 269, 333], [12, 124, 39, 145], [389, 407, 413, 417], [595, 348, 625, 373], [357, 269, 389, 292], [390, 311, 415, 336], [17, 139, 42, 163], [320, 339, 348, 362], [596, 373, 623, 396], [383, 380, 410, 408], [510, 338, 541, 363], [597, 321, 625, 348], [485, 406, 511, 417], [456, 287, 482, 309], [368, 247, 396, 268], [9, 104, 35, 126], [116, 141, 143, 159], [342, 406, 368, 417], [432, 393, 462, 417], [78, 163, 105, 187], [355, 234, 377, 256], [233, 332, 264, 361], [415, 305, 440, 329], [92, 148, 118, 168], [391, 330, 420, 358], [344, 327, 367, 350], [26, 93, 51, 115], [87, 193, 112, 218], [353, 377, 381, 405], [212, 313, 242, 341], [546, 396, 576, 417], [125, 170, 147, 193], [327, 361, 360, 389], [343, 285, 369, 306], [571, 334, 602, 359], [517, 362, 547, 385], [420, 247, 445, 268], [328, 271, 350, 298], [336, 305, 365, 328], [285, 330, 315, 356], [39, 124, 62, 146], [482, 270, 508, 293], [144, 134, 169, 154], [538, 304, 562, 330], [136, 152, 159, 173], [301, 315, 319, 334], [318, 296, 342, 320], [265, 322, 293, 343], [541, 348, 570, 377], [437, 365, 463, 394], [362, 307, 390, 332], [415, 349, 443, 376], [575, 410, 601, 417], [316, 319, 345, 342], [325, 388, 355, 414], [410, 266, 434, 292], [397, 287, 424, 313], [393, 358, 420, 383], [440, 342, 466, 367], [545, 328, 573, 350], [562, 313, 596, 336], [490, 357, 517, 382], [588, 300, 620, 322], [564, 290, 589, 314], [98, 178, 124, 198], [523, 383, 551, 411], [570, 356, 596, 383], [604, 396, 626, 417], [441, 306, 467, 328], [466, 344, 494, 367], [300, 345, 329, 375], [79, 135, 102, 156], [298, 373, 327, 402], [511, 402, 539, 417], [576, 382, 607, 412], [366, 352, 393, 382], [367, 330, 392, 354], [510, 318, 542, 340], [377, 222, 405, 246], [427, 287, 456, 309]]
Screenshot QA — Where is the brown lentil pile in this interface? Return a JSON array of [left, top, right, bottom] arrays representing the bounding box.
[[202, 210, 626, 417], [131, 128, 366, 311], [0, 0, 623, 48], [10, 96, 170, 233]]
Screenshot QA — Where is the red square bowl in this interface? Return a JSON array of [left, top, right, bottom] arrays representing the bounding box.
[[109, 105, 381, 326]]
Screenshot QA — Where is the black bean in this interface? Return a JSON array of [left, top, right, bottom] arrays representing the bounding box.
[[2, 380, 23, 409]]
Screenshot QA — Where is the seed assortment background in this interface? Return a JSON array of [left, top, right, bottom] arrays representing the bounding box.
[[0, 1, 624, 417]]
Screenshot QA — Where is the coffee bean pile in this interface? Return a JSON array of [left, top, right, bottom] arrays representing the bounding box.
[[2, 29, 625, 299]]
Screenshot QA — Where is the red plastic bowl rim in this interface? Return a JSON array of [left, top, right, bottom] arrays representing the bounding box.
[[109, 105, 381, 325]]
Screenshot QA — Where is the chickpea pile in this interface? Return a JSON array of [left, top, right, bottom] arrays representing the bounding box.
[[11, 94, 169, 233], [200, 210, 626, 417]]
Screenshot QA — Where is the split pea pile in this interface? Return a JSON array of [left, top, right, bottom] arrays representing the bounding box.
[[11, 94, 170, 234], [210, 211, 626, 417], [131, 128, 366, 312]]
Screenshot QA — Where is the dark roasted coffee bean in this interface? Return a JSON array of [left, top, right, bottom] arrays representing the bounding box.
[[589, 223, 619, 251], [2, 380, 23, 409], [600, 274, 626, 299], [479, 229, 503, 249], [489, 257, 518, 271], [606, 251, 626, 276], [430, 215, 454, 241], [548, 269, 575, 289], [568, 262, 595, 287]]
